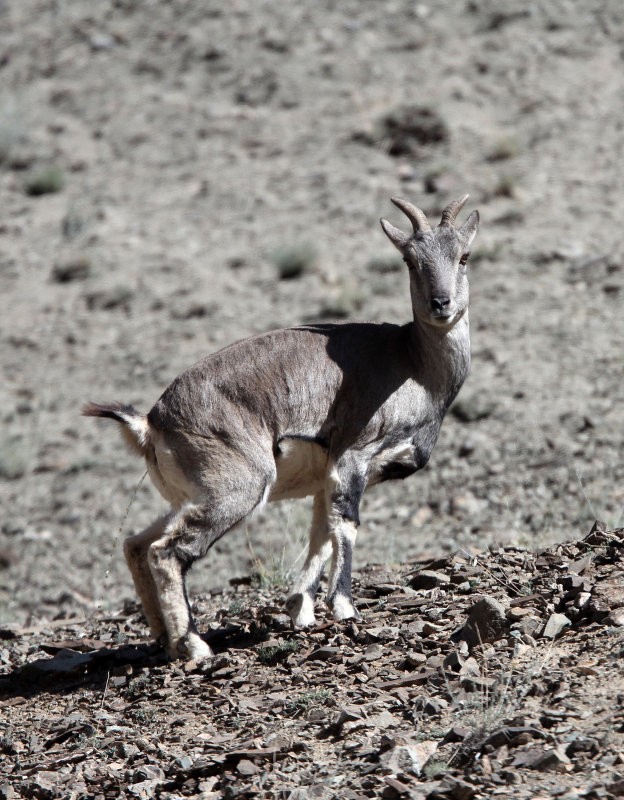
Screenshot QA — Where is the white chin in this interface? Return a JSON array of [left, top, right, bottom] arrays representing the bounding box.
[[426, 313, 455, 328]]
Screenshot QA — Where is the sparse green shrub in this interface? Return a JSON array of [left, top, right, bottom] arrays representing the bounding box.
[[126, 704, 159, 725], [249, 536, 293, 589], [24, 165, 65, 196], [227, 599, 245, 616], [492, 173, 516, 198], [86, 285, 134, 311], [272, 242, 317, 280], [487, 135, 520, 162], [0, 438, 27, 480], [286, 688, 331, 712], [62, 210, 88, 239], [357, 104, 448, 157], [51, 256, 91, 283], [469, 243, 503, 265], [257, 639, 300, 664], [366, 255, 403, 274], [423, 759, 448, 779], [318, 278, 364, 319]]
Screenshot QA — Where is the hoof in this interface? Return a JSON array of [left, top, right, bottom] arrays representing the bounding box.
[[170, 633, 214, 661], [330, 595, 362, 623], [285, 593, 317, 629]]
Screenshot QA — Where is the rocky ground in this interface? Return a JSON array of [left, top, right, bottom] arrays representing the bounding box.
[[1, 0, 624, 796], [2, 522, 624, 798]]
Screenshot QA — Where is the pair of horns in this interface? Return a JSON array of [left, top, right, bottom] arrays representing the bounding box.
[[391, 194, 470, 232]]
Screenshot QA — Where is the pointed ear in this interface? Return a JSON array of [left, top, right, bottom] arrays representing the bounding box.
[[380, 218, 410, 252], [459, 210, 479, 247]]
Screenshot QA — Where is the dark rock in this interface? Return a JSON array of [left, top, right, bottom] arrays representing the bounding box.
[[460, 597, 508, 647], [437, 777, 477, 799], [442, 726, 471, 743], [482, 726, 545, 750], [305, 646, 341, 662], [607, 776, 624, 796], [408, 570, 450, 590], [512, 746, 571, 771]]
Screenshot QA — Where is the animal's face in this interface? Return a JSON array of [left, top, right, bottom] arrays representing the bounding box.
[[381, 197, 479, 329]]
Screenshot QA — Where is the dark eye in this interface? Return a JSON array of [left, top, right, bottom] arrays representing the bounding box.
[[459, 252, 469, 266]]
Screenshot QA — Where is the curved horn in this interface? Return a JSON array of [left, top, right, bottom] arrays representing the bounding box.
[[391, 197, 431, 233], [439, 194, 470, 227]]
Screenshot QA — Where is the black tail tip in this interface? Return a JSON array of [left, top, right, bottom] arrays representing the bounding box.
[[82, 401, 107, 418]]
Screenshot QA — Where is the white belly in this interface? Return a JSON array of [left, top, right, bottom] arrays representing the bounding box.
[[269, 439, 329, 501]]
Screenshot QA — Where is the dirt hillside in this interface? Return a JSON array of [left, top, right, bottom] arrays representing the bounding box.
[[1, 1, 624, 797]]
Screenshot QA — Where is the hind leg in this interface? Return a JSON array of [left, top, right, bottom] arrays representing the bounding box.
[[286, 492, 332, 628], [148, 482, 269, 660], [123, 513, 173, 644]]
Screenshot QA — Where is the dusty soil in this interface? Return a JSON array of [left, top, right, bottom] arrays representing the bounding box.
[[1, 0, 624, 796]]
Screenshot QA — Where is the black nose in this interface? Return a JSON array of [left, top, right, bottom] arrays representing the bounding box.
[[431, 295, 450, 313]]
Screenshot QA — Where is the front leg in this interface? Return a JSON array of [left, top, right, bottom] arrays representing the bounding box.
[[286, 492, 332, 628], [325, 459, 365, 623]]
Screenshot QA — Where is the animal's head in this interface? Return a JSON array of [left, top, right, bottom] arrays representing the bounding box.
[[380, 196, 479, 329]]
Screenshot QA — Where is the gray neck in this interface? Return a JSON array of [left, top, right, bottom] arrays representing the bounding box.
[[409, 311, 471, 405]]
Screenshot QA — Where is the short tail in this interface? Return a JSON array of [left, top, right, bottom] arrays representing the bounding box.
[[82, 401, 151, 456]]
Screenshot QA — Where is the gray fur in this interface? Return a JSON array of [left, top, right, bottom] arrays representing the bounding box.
[[83, 196, 479, 660]]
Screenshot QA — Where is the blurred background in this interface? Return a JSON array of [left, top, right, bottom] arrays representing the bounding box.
[[1, 0, 623, 626]]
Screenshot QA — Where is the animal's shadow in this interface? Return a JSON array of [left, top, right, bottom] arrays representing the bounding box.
[[0, 624, 272, 701]]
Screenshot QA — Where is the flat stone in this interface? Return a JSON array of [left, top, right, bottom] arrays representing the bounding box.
[[379, 738, 437, 778], [237, 759, 260, 776], [542, 614, 571, 639]]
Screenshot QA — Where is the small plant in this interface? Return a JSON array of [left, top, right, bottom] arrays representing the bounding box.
[[85, 285, 134, 311], [24, 165, 65, 196], [318, 278, 364, 319], [123, 672, 151, 700], [492, 172, 516, 198], [366, 255, 403, 274], [272, 242, 317, 280], [0, 100, 23, 166], [257, 639, 300, 665], [226, 599, 245, 616], [470, 242, 503, 266], [357, 104, 448, 157], [423, 759, 448, 779], [62, 210, 89, 239], [51, 255, 91, 283], [247, 530, 293, 590], [0, 437, 27, 480], [285, 689, 331, 717], [251, 558, 291, 590], [126, 704, 159, 725], [487, 135, 520, 162]]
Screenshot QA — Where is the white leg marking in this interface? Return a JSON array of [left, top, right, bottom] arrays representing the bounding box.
[[326, 515, 361, 622], [286, 493, 332, 627]]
